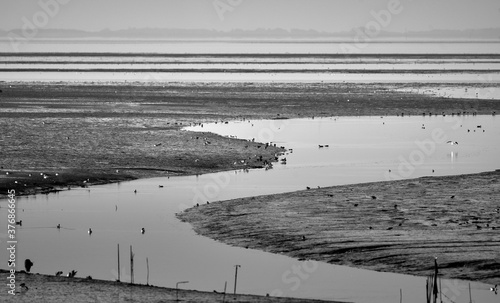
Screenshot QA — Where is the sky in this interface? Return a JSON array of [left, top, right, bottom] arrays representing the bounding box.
[[1, 0, 500, 33]]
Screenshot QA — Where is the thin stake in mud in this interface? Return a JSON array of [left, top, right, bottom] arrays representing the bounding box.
[[130, 245, 134, 284], [146, 257, 149, 286], [233, 264, 241, 296], [222, 281, 227, 303], [117, 243, 120, 282]]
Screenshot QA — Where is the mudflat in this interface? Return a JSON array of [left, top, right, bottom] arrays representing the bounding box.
[[178, 170, 500, 285], [0, 270, 340, 303], [2, 81, 500, 198], [1, 81, 499, 295]]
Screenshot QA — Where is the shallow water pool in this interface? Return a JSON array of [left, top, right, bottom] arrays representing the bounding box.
[[1, 115, 499, 303]]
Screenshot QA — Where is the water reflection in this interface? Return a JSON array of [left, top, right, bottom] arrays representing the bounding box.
[[0, 115, 498, 303]]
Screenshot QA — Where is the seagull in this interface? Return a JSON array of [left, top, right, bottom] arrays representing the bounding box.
[[141, 228, 145, 234], [88, 228, 92, 235], [490, 285, 498, 294], [446, 141, 458, 145]]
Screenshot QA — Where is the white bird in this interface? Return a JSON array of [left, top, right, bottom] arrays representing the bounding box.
[[446, 141, 458, 145]]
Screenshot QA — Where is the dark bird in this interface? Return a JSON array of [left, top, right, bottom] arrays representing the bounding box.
[[19, 283, 28, 292], [88, 228, 92, 235], [302, 235, 306, 241], [24, 259, 34, 273], [387, 227, 393, 230], [56, 224, 61, 229], [306, 186, 311, 190], [371, 196, 377, 199], [134, 189, 137, 194], [141, 228, 145, 234], [450, 196, 455, 199], [55, 271, 63, 276], [15, 220, 22, 226], [68, 270, 77, 278], [490, 284, 497, 294]]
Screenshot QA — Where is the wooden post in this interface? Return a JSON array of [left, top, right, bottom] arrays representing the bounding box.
[[433, 259, 438, 303], [400, 288, 402, 303], [426, 277, 429, 303], [130, 245, 134, 284], [439, 278, 442, 303], [146, 257, 149, 286], [222, 281, 227, 303], [469, 283, 472, 303], [117, 244, 120, 282], [233, 265, 241, 296]]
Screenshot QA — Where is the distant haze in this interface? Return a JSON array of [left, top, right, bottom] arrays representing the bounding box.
[[1, 0, 499, 38]]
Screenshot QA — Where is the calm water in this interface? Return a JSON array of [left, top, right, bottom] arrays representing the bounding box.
[[1, 115, 499, 303], [1, 40, 499, 83]]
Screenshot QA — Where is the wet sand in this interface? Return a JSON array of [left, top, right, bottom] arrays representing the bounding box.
[[2, 81, 500, 198], [178, 170, 500, 286], [1, 81, 499, 300], [0, 270, 340, 303]]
